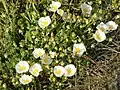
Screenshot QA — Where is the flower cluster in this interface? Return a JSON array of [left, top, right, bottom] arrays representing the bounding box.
[[80, 3, 118, 42], [49, 1, 64, 16], [15, 1, 118, 86], [15, 46, 78, 85], [80, 3, 118, 43], [16, 42, 86, 85], [54, 64, 76, 77], [33, 48, 53, 64], [93, 21, 118, 42], [15, 61, 42, 85], [38, 1, 64, 29]]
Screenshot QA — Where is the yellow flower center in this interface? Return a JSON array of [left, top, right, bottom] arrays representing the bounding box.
[[67, 68, 72, 75], [33, 68, 39, 75], [56, 69, 62, 75], [37, 52, 42, 56], [100, 27, 104, 31], [20, 66, 26, 71], [83, 8, 88, 12], [43, 21, 48, 26], [44, 59, 49, 63], [24, 79, 30, 83], [75, 48, 81, 53], [53, 5, 58, 11], [96, 33, 101, 40], [108, 25, 114, 30]]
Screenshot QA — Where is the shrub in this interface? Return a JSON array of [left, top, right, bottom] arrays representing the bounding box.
[[0, 0, 119, 90]]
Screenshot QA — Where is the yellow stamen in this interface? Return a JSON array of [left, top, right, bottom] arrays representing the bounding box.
[[33, 68, 39, 75], [44, 21, 48, 26], [56, 69, 62, 75], [37, 52, 42, 56], [20, 66, 26, 71], [24, 79, 30, 83], [100, 27, 104, 31], [67, 69, 72, 75], [75, 48, 81, 53], [83, 8, 88, 12], [44, 59, 48, 63], [53, 5, 58, 11], [109, 26, 114, 30], [96, 33, 101, 40]]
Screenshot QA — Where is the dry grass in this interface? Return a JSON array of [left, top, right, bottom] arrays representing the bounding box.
[[65, 30, 120, 90], [65, 54, 120, 90]]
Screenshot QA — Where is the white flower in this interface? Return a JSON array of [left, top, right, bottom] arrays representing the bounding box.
[[15, 61, 29, 73], [81, 3, 92, 14], [49, 1, 61, 12], [53, 66, 65, 77], [33, 48, 45, 58], [29, 63, 42, 77], [96, 22, 107, 32], [49, 51, 56, 58], [106, 21, 118, 30], [19, 74, 32, 85], [93, 30, 106, 42], [73, 43, 86, 56], [57, 9, 64, 16], [41, 54, 52, 64], [38, 16, 51, 29], [64, 64, 76, 77]]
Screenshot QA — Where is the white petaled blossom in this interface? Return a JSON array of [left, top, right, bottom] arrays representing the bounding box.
[[57, 9, 64, 16], [29, 63, 42, 77], [15, 61, 29, 73], [64, 64, 76, 77], [49, 1, 61, 12], [33, 48, 45, 58], [81, 3, 92, 15], [73, 43, 86, 56], [93, 30, 106, 42], [53, 66, 65, 77], [96, 22, 107, 32], [49, 51, 56, 58], [41, 54, 52, 64], [19, 74, 32, 85], [38, 16, 51, 29], [106, 21, 118, 30]]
